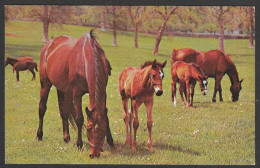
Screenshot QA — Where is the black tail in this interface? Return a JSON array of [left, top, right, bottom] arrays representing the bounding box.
[[34, 62, 38, 72]]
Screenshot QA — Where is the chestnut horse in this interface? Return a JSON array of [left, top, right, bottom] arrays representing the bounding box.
[[5, 57, 38, 81], [37, 30, 114, 158], [119, 59, 167, 152], [171, 61, 208, 107], [171, 48, 243, 102]]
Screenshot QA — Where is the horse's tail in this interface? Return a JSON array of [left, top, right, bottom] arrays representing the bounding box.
[[34, 62, 38, 72], [171, 48, 177, 65], [90, 29, 107, 113]]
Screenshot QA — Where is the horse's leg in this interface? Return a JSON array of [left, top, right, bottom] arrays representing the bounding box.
[[122, 97, 131, 147], [29, 68, 36, 81], [171, 82, 177, 106], [218, 75, 224, 102], [72, 89, 84, 149], [37, 79, 52, 141], [132, 99, 141, 152], [186, 80, 191, 107], [179, 83, 186, 106], [145, 98, 153, 151], [16, 70, 19, 82], [190, 83, 195, 107], [104, 107, 115, 149], [57, 90, 71, 143], [212, 73, 224, 102]]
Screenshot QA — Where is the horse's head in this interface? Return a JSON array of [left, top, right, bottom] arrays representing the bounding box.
[[5, 57, 10, 67], [198, 76, 208, 95], [85, 107, 107, 158], [147, 59, 167, 96], [230, 79, 243, 101]]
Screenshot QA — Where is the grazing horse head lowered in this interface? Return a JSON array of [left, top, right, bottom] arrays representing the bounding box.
[[119, 59, 167, 152], [37, 29, 114, 159]]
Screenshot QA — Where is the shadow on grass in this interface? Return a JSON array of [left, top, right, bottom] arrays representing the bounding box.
[[100, 140, 200, 158]]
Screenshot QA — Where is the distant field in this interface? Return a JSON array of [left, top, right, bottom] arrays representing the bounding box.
[[5, 20, 255, 164]]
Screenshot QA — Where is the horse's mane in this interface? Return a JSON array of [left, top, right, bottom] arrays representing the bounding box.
[[141, 61, 153, 69], [189, 62, 205, 76]]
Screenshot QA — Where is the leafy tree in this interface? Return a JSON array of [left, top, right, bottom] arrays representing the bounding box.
[[149, 6, 179, 55], [127, 6, 146, 48], [30, 5, 72, 42]]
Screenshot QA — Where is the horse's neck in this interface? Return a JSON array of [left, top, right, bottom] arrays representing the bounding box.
[[8, 58, 18, 66], [227, 62, 239, 85]]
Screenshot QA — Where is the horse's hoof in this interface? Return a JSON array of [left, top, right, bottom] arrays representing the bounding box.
[[37, 137, 42, 141], [77, 140, 83, 150], [64, 136, 71, 144], [132, 147, 137, 152], [212, 98, 216, 103]]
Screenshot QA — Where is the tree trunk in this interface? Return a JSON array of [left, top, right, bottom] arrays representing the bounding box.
[[153, 18, 168, 55], [134, 26, 138, 48], [101, 11, 106, 32], [249, 7, 254, 48], [112, 6, 117, 46], [219, 6, 225, 53], [42, 6, 49, 42]]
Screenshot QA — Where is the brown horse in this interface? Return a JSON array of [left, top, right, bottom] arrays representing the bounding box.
[[119, 59, 167, 152], [5, 57, 38, 81], [37, 30, 114, 158], [171, 61, 208, 107], [17, 56, 34, 62], [171, 48, 243, 102]]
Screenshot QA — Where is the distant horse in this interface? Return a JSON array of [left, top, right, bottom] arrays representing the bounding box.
[[119, 59, 167, 152], [37, 30, 114, 158], [171, 48, 243, 102], [171, 61, 208, 107], [5, 57, 38, 81]]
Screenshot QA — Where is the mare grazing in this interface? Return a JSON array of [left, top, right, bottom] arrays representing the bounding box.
[[171, 61, 208, 107], [171, 48, 243, 102], [37, 30, 114, 158], [5, 57, 38, 81], [119, 59, 167, 152]]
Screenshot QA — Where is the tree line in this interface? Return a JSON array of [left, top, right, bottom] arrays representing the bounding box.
[[5, 5, 255, 54]]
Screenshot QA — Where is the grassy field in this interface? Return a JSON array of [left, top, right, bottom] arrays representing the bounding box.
[[5, 20, 255, 164]]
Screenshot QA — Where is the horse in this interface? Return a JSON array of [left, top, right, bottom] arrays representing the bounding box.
[[171, 61, 208, 107], [17, 56, 34, 62], [171, 48, 243, 102], [37, 29, 114, 158], [5, 57, 38, 81], [119, 59, 167, 152]]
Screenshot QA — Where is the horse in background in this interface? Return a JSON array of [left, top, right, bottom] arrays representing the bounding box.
[[37, 30, 114, 158], [171, 61, 208, 107], [171, 48, 243, 102], [119, 59, 167, 152], [5, 57, 38, 81], [17, 56, 34, 62]]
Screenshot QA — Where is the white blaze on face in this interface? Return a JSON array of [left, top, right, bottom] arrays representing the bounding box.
[[159, 70, 164, 79], [154, 87, 160, 93], [95, 123, 99, 130]]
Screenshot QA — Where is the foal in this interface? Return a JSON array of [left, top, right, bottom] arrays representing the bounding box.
[[5, 57, 38, 81], [119, 59, 167, 152], [171, 61, 208, 107]]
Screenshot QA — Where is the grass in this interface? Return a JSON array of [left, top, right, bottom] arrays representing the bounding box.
[[5, 20, 255, 164]]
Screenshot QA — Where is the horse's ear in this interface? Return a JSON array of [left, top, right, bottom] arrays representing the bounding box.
[[152, 59, 157, 69], [85, 106, 95, 118], [240, 79, 243, 83], [205, 75, 208, 79], [162, 60, 167, 68]]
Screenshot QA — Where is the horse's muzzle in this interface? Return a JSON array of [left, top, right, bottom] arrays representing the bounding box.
[[202, 90, 207, 95], [156, 90, 163, 96]]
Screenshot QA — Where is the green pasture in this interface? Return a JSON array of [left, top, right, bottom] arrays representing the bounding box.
[[5, 20, 255, 164]]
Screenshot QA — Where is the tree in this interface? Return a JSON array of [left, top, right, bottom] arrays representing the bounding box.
[[211, 6, 231, 53], [105, 6, 127, 46], [151, 6, 178, 55], [248, 6, 255, 48], [127, 6, 146, 48], [30, 5, 72, 42]]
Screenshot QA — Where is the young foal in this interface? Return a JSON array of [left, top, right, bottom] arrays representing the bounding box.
[[5, 57, 38, 81], [171, 61, 208, 107], [119, 59, 167, 152]]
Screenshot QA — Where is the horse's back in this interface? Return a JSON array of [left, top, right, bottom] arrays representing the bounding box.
[[202, 50, 229, 76], [119, 67, 140, 91], [17, 56, 33, 62], [171, 48, 201, 65]]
